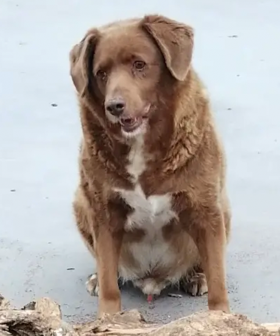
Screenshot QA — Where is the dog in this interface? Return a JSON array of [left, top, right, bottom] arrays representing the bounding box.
[[69, 14, 231, 317]]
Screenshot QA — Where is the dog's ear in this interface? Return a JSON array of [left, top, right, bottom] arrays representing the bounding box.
[[142, 15, 194, 81], [69, 29, 99, 97]]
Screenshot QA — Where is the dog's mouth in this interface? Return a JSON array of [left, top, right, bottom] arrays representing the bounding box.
[[119, 115, 148, 133], [119, 105, 150, 134]]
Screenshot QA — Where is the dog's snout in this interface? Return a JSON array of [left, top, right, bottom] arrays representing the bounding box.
[[105, 97, 126, 117]]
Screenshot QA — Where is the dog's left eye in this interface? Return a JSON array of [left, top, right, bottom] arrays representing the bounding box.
[[96, 70, 107, 81], [133, 60, 146, 71]]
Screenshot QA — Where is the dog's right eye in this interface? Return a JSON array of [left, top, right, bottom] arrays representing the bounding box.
[[133, 60, 146, 71], [96, 70, 107, 81]]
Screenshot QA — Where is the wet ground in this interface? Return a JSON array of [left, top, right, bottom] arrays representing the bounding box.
[[0, 0, 280, 324]]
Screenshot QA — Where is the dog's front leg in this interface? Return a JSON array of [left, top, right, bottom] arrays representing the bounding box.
[[183, 204, 230, 313], [95, 225, 122, 317]]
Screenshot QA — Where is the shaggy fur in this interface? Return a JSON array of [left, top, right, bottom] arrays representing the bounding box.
[[69, 14, 231, 317]]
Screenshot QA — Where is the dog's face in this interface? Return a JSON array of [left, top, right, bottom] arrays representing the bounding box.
[[70, 15, 194, 140], [93, 22, 162, 138]]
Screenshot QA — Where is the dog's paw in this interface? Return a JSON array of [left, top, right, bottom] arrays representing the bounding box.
[[86, 273, 99, 296], [181, 272, 208, 296]]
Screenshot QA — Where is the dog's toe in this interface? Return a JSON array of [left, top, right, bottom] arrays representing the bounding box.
[[181, 272, 208, 296], [86, 273, 99, 296]]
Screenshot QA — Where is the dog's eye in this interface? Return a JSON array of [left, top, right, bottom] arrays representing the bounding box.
[[96, 70, 107, 81], [133, 60, 146, 71]]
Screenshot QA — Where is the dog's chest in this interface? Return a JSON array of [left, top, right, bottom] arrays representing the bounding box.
[[116, 136, 176, 233], [117, 185, 175, 233], [115, 136, 178, 280]]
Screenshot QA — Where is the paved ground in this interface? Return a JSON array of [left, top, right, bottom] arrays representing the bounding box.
[[0, 0, 280, 325]]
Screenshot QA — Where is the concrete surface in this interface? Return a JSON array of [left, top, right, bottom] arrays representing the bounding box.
[[0, 0, 280, 324]]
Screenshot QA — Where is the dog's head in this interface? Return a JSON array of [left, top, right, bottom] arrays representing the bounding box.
[[70, 15, 194, 140]]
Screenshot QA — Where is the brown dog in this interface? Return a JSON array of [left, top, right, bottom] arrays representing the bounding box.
[[69, 14, 231, 316]]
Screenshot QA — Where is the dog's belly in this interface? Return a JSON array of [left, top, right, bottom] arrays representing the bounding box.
[[115, 185, 192, 289]]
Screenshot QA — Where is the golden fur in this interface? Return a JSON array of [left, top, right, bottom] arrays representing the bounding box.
[[69, 14, 231, 316]]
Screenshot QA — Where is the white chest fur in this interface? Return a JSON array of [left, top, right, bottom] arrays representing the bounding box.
[[116, 184, 176, 232], [115, 135, 176, 232], [114, 136, 178, 283]]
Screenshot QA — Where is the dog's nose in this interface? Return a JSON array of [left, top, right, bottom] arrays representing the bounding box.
[[105, 98, 125, 116]]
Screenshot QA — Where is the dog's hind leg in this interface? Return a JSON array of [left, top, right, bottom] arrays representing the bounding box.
[[86, 272, 99, 296]]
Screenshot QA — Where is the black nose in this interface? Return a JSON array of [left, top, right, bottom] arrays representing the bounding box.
[[105, 98, 125, 116]]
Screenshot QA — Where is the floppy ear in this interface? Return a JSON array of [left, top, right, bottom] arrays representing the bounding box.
[[142, 15, 194, 81], [69, 29, 99, 97]]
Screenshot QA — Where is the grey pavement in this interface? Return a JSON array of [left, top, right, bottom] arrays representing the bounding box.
[[0, 0, 280, 324]]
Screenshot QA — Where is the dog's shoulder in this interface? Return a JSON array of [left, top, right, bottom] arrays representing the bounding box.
[[161, 69, 212, 170], [155, 68, 225, 199]]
